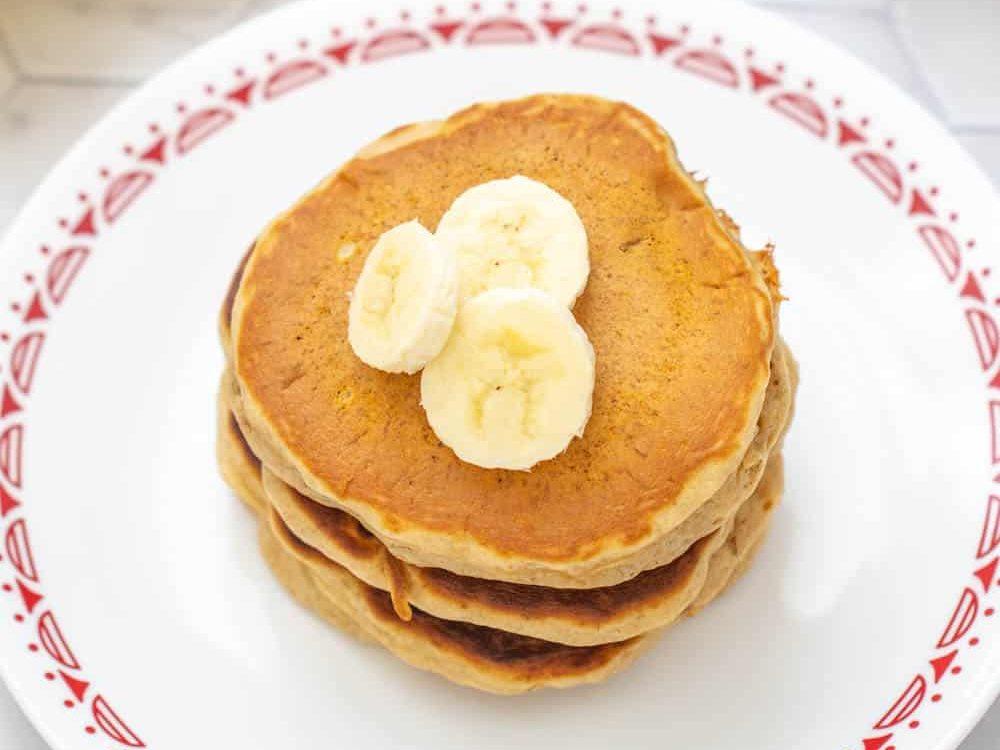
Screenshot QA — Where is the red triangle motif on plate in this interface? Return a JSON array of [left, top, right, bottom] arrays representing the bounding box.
[[748, 66, 780, 92], [139, 136, 167, 164], [324, 42, 356, 64], [930, 649, 958, 682], [224, 80, 255, 107], [837, 120, 867, 147], [648, 32, 681, 56], [23, 292, 47, 323], [0, 485, 19, 517], [431, 21, 464, 42], [541, 18, 574, 39], [59, 671, 90, 702], [0, 386, 21, 418], [908, 189, 936, 217], [862, 734, 893, 750], [958, 273, 986, 302], [974, 556, 998, 592], [71, 207, 97, 238], [16, 579, 42, 613], [960, 273, 986, 302]]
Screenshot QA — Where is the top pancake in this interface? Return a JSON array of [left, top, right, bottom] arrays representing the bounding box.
[[231, 94, 776, 583]]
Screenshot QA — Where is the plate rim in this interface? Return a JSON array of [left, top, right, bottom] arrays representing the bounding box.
[[0, 1, 998, 748]]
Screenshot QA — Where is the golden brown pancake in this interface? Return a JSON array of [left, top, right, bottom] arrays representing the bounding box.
[[687, 454, 784, 614], [218, 387, 787, 646], [225, 335, 792, 589], [229, 94, 778, 587], [258, 511, 651, 694], [219, 353, 790, 643], [219, 398, 785, 692]]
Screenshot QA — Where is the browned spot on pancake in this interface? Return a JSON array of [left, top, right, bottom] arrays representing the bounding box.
[[288, 486, 381, 560], [272, 512, 633, 676], [228, 412, 262, 473], [278, 463, 715, 624], [236, 95, 775, 561], [362, 587, 633, 675], [418, 536, 706, 623]]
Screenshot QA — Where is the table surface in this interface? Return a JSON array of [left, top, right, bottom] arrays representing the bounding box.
[[1, 0, 998, 747]]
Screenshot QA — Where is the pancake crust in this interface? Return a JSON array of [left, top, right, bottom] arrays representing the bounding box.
[[221, 361, 788, 643], [258, 511, 649, 694], [225, 336, 792, 588], [687, 454, 784, 614], [219, 392, 786, 649], [222, 414, 784, 692], [230, 94, 776, 585]]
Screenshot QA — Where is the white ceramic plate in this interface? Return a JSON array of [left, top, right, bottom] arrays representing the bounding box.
[[1, 1, 998, 748]]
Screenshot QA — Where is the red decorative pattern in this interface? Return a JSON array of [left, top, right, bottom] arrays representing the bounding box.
[[0, 3, 992, 747]]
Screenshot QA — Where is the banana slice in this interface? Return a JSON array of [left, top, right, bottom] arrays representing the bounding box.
[[348, 220, 458, 374], [435, 175, 589, 307], [421, 288, 595, 470]]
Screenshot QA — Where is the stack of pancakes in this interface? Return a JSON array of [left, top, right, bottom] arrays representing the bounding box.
[[216, 95, 797, 694]]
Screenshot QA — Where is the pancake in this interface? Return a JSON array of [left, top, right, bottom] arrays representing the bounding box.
[[258, 511, 651, 695], [216, 373, 265, 515], [228, 94, 777, 587], [225, 334, 792, 589], [219, 402, 785, 692], [218, 389, 786, 645], [222, 394, 732, 645], [219, 348, 789, 643], [687, 454, 784, 615]]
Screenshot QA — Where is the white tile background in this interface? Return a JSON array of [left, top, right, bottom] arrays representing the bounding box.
[[0, 0, 998, 747]]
